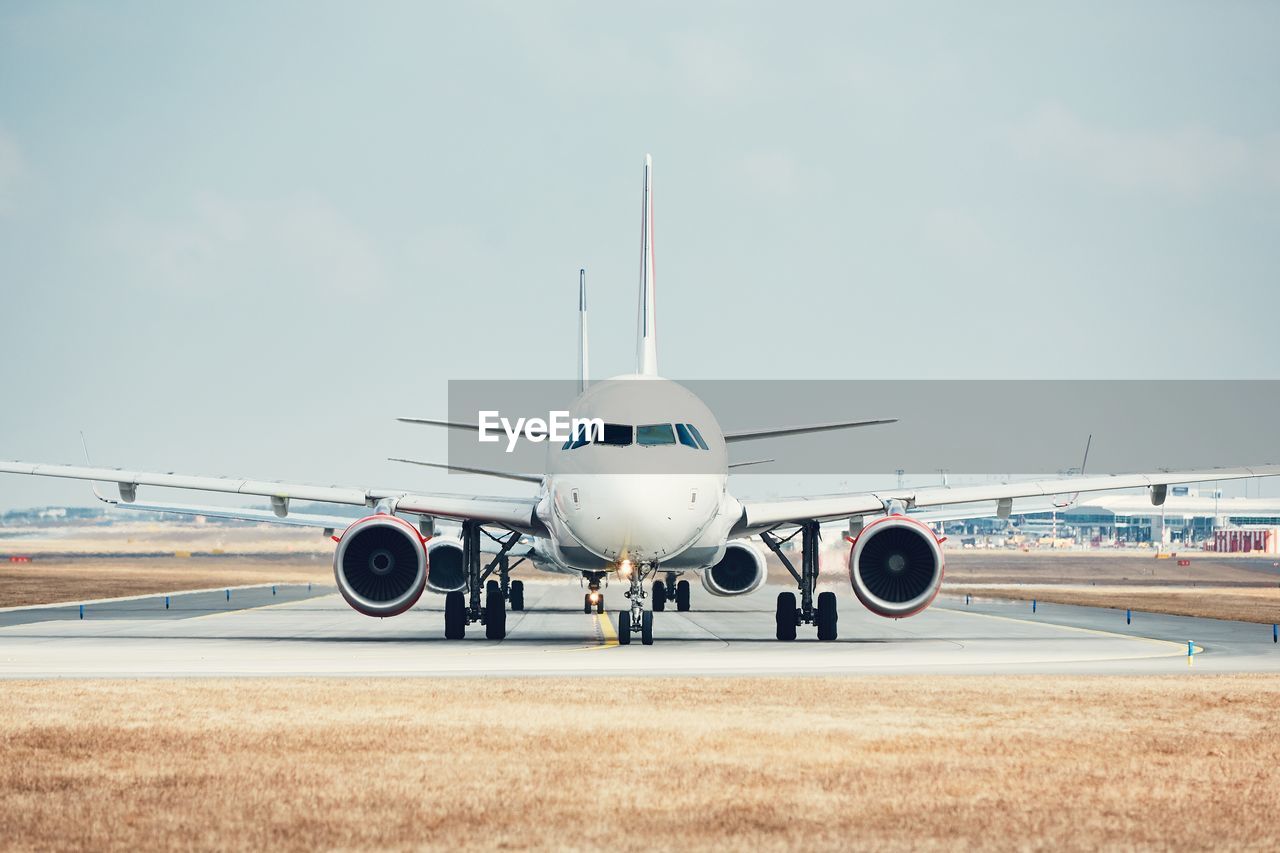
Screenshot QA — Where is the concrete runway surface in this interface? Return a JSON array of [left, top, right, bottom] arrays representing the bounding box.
[[2, 581, 1279, 677]]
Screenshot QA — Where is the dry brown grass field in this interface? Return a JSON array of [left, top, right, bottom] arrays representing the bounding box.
[[0, 522, 334, 605], [0, 555, 332, 608], [3, 676, 1279, 851], [0, 520, 331, 556], [936, 551, 1280, 624], [955, 584, 1280, 625], [939, 550, 1280, 586]]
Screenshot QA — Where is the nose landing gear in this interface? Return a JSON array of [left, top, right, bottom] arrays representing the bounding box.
[[582, 572, 605, 614], [618, 561, 655, 645]]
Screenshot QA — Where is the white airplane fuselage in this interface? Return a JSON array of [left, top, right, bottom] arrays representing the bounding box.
[[531, 374, 741, 575]]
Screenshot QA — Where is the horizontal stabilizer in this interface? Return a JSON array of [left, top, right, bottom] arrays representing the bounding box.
[[397, 417, 480, 432], [723, 418, 897, 443], [728, 459, 774, 469]]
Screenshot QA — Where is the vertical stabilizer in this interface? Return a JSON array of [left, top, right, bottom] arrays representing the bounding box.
[[637, 154, 658, 376], [578, 268, 589, 394]]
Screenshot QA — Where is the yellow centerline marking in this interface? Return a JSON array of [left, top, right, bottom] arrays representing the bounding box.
[[558, 610, 621, 652], [596, 611, 618, 647]]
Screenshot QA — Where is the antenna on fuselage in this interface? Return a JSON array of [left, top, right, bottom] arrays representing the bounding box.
[[578, 268, 589, 394]]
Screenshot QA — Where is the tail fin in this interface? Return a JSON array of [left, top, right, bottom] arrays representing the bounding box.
[[578, 268, 589, 393], [637, 153, 658, 375]]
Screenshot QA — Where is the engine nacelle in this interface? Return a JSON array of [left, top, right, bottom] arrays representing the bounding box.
[[423, 539, 467, 594], [334, 514, 427, 617], [700, 542, 767, 597], [848, 515, 945, 618]]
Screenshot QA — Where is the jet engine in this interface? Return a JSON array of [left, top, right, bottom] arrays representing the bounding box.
[[848, 515, 944, 618], [334, 514, 428, 617], [700, 542, 767, 596], [423, 539, 467, 594]]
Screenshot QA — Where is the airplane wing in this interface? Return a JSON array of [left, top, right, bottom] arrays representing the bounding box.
[[734, 464, 1280, 535], [102, 498, 357, 530], [0, 460, 543, 533], [388, 457, 542, 484]]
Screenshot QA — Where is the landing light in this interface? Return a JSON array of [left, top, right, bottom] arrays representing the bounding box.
[[618, 559, 633, 578], [589, 592, 600, 603]]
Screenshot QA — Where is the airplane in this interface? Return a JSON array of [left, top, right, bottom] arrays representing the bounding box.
[[4, 154, 1280, 646]]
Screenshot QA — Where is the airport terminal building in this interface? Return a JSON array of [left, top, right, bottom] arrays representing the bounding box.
[[966, 486, 1280, 550]]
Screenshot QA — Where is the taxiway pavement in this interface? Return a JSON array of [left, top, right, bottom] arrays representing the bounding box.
[[2, 581, 1278, 677]]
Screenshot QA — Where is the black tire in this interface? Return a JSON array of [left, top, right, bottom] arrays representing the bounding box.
[[509, 580, 524, 611], [775, 591, 797, 641], [485, 580, 506, 640], [676, 579, 691, 612], [817, 590, 838, 641], [617, 611, 632, 645], [444, 590, 466, 640], [596, 596, 605, 614], [641, 610, 654, 645], [584, 593, 592, 614], [652, 581, 667, 612]]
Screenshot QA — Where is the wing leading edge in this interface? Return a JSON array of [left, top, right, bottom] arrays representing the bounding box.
[[0, 460, 542, 533], [734, 463, 1280, 535]]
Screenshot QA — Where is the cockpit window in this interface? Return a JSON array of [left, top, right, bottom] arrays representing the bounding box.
[[563, 422, 707, 450], [562, 423, 592, 450], [637, 423, 677, 446], [598, 423, 633, 447]]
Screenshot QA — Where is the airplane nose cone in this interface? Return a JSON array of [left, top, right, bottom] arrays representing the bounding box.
[[556, 476, 718, 563]]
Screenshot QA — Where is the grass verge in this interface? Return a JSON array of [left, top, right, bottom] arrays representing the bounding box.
[[952, 584, 1280, 625], [0, 556, 330, 608], [3, 676, 1279, 851]]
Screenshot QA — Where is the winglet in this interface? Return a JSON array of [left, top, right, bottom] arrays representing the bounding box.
[[79, 432, 113, 505], [637, 154, 657, 376]]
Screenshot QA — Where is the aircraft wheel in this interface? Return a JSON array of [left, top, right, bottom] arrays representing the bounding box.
[[676, 580, 691, 612], [775, 592, 797, 641], [583, 594, 593, 614], [617, 610, 632, 645], [596, 596, 605, 614], [509, 580, 525, 611], [652, 582, 667, 611], [485, 580, 506, 640], [816, 590, 838, 641], [444, 591, 466, 640], [641, 610, 654, 645]]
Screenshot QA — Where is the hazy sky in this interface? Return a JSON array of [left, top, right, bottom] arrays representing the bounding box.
[[2, 2, 1279, 509]]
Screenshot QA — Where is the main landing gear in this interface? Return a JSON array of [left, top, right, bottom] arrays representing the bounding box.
[[651, 572, 690, 612], [617, 562, 654, 645], [761, 521, 838, 641], [582, 571, 605, 614], [443, 521, 524, 641]]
